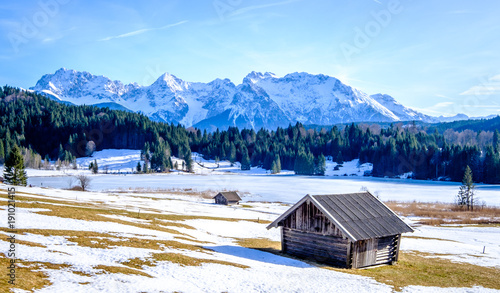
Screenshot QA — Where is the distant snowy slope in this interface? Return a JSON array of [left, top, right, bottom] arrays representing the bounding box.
[[32, 68, 439, 129], [370, 93, 432, 122]]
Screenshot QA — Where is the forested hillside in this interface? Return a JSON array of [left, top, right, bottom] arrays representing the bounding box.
[[1, 86, 499, 183], [430, 116, 500, 133], [0, 86, 192, 170]]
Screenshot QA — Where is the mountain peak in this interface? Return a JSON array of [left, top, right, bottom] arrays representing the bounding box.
[[152, 72, 185, 90]]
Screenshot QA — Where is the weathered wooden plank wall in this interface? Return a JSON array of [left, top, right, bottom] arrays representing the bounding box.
[[283, 228, 349, 267]]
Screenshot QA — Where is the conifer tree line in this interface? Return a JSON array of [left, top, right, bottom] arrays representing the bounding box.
[[1, 86, 500, 182], [188, 123, 500, 182]]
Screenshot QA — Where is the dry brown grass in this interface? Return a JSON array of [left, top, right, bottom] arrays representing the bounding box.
[[0, 253, 69, 292], [14, 239, 47, 248], [94, 265, 152, 278], [344, 251, 500, 291], [150, 253, 250, 268], [385, 200, 500, 225], [121, 252, 250, 270], [174, 236, 214, 245], [235, 237, 281, 254]]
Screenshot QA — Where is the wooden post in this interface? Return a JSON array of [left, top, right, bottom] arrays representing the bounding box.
[[351, 241, 357, 269], [346, 241, 353, 268], [281, 227, 286, 252], [394, 234, 402, 262]]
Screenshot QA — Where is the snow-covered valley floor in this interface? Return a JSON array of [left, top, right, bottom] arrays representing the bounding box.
[[1, 182, 499, 292], [23, 149, 500, 206]]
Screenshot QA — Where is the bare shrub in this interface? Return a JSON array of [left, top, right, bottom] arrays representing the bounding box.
[[75, 174, 92, 191]]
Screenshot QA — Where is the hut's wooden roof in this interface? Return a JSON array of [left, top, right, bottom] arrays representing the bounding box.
[[215, 192, 241, 201], [267, 192, 413, 241]]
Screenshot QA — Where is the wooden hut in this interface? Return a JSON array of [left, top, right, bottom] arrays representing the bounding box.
[[214, 192, 241, 205], [267, 192, 413, 268]]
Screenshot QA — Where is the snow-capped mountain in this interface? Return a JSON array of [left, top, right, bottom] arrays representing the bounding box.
[[31, 68, 435, 129]]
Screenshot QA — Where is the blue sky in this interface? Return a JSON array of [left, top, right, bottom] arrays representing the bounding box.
[[1, 0, 500, 117]]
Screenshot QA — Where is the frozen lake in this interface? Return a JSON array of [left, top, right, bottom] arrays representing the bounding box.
[[27, 173, 500, 206]]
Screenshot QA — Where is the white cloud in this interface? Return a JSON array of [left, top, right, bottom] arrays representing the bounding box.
[[100, 20, 188, 41], [230, 0, 301, 17], [489, 74, 500, 82], [460, 74, 500, 96]]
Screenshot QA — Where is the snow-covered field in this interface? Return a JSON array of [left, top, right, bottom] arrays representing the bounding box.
[[1, 183, 499, 292], [1, 149, 499, 292]]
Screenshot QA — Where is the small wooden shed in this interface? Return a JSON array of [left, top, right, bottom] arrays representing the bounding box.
[[267, 192, 413, 268], [214, 192, 242, 205]]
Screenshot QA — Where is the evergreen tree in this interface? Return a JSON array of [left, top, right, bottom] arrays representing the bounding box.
[[184, 148, 193, 172], [315, 154, 326, 175], [89, 159, 98, 174], [143, 162, 149, 173], [336, 151, 344, 165], [58, 144, 65, 161], [0, 139, 4, 164], [494, 129, 500, 153], [151, 142, 169, 172], [229, 142, 237, 163], [263, 151, 274, 170], [240, 146, 251, 170], [271, 154, 281, 174], [3, 145, 28, 186], [483, 146, 499, 184], [457, 165, 476, 211], [294, 151, 315, 175], [136, 161, 142, 173]]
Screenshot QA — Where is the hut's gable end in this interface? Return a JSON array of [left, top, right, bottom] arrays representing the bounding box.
[[281, 200, 344, 237], [214, 193, 228, 205]]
